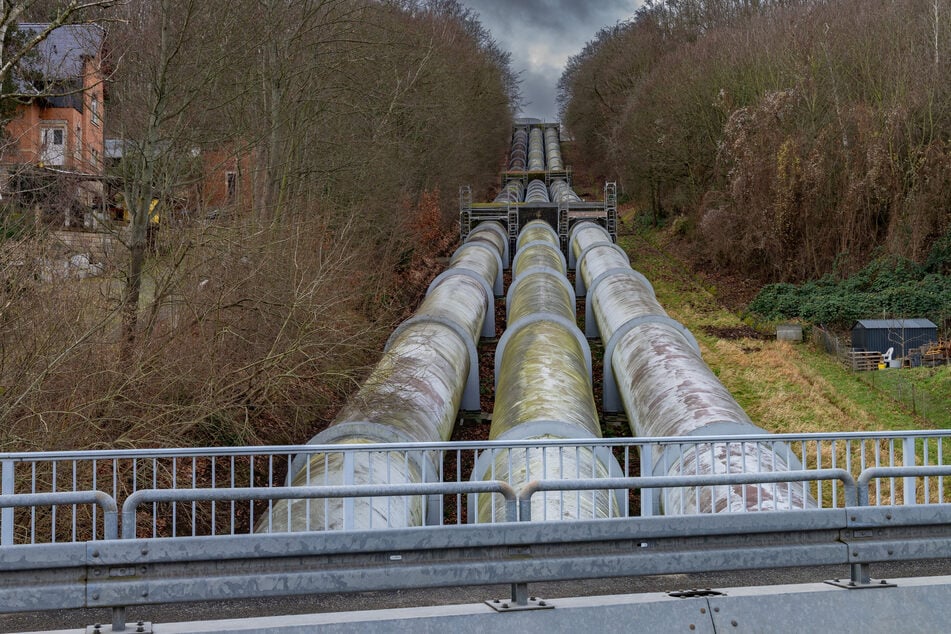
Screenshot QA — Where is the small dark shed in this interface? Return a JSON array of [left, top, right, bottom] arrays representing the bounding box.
[[851, 319, 938, 358]]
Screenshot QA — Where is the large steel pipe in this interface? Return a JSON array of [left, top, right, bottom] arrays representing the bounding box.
[[474, 221, 623, 523], [570, 221, 814, 514], [549, 179, 581, 204], [527, 127, 546, 171], [509, 127, 528, 171], [544, 127, 563, 171], [260, 222, 506, 532], [493, 180, 524, 204], [524, 178, 550, 204]]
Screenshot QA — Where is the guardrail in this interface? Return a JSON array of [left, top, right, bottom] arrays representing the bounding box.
[[0, 463, 950, 631], [0, 432, 948, 630]]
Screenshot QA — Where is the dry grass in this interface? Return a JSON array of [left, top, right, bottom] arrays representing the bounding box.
[[0, 199, 455, 453], [619, 230, 927, 437]]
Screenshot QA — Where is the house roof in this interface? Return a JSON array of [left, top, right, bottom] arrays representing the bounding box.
[[853, 319, 937, 330], [104, 138, 125, 160], [17, 23, 104, 81]]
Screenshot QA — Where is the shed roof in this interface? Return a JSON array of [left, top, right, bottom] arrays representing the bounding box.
[[853, 319, 937, 330]]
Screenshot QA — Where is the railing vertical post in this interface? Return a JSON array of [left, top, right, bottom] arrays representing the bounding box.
[[1, 460, 13, 546], [343, 451, 355, 530], [518, 495, 531, 523], [112, 606, 126, 631], [513, 487, 531, 607], [505, 496, 518, 523], [851, 466, 873, 587], [903, 437, 916, 505], [640, 445, 654, 517], [511, 581, 529, 607]]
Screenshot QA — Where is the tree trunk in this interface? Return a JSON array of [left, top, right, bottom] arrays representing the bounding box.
[[122, 239, 145, 347]]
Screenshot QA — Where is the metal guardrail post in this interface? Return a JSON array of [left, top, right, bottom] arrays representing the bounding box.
[[112, 606, 126, 631], [342, 452, 355, 531], [510, 485, 533, 609], [903, 437, 916, 505], [640, 445, 654, 517], [841, 465, 951, 588], [1, 460, 12, 546]]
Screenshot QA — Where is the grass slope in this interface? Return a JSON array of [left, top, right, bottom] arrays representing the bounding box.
[[618, 231, 938, 434]]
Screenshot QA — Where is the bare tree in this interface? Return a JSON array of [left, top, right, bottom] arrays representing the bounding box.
[[108, 0, 239, 345]]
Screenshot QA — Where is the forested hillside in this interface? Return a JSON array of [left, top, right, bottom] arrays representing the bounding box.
[[559, 0, 951, 286], [0, 0, 516, 451]]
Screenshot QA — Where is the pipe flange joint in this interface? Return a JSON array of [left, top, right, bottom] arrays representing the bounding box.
[[385, 314, 480, 411], [511, 240, 567, 278], [291, 422, 440, 487], [469, 220, 509, 267], [584, 268, 656, 338], [573, 243, 631, 292], [568, 222, 610, 268], [469, 422, 628, 519], [495, 312, 591, 388], [449, 241, 504, 296], [426, 268, 495, 339], [602, 315, 700, 413], [505, 266, 575, 322], [301, 421, 444, 526], [516, 221, 560, 250]]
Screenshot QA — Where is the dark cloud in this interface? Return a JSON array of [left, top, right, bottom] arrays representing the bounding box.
[[461, 0, 639, 119], [465, 0, 635, 33], [518, 69, 561, 120]]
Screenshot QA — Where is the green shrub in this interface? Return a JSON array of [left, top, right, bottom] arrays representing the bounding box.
[[750, 257, 951, 329]]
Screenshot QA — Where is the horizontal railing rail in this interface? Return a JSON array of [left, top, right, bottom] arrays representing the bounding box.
[[2, 432, 950, 545], [517, 469, 858, 520], [121, 481, 519, 539]]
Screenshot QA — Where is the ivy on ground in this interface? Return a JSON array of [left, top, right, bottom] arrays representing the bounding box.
[[749, 233, 951, 329]]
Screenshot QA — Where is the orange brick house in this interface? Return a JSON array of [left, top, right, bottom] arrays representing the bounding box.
[[198, 146, 254, 212], [2, 23, 106, 208]]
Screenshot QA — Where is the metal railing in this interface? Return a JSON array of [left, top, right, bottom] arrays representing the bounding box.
[[1, 432, 951, 630], [0, 464, 949, 627], [2, 431, 950, 545]]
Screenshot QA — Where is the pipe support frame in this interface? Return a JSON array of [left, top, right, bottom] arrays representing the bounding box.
[[568, 221, 604, 252], [470, 221, 510, 266], [572, 242, 631, 286]]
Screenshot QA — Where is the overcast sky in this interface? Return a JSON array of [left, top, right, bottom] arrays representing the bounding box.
[[461, 0, 642, 121]]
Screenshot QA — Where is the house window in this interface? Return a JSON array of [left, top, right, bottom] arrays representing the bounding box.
[[226, 172, 237, 202], [91, 147, 100, 169], [75, 125, 82, 164], [91, 94, 101, 127]]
